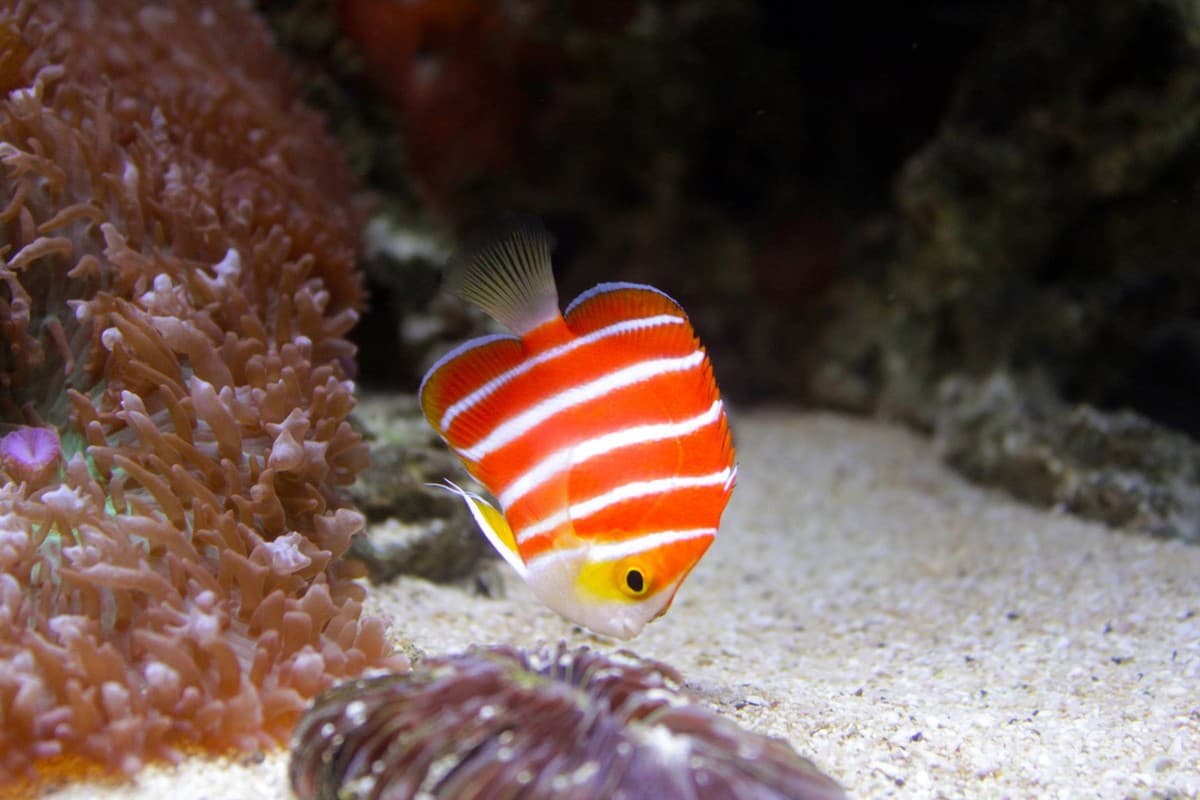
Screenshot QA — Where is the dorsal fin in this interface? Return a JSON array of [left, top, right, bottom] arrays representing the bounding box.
[[447, 220, 561, 336]]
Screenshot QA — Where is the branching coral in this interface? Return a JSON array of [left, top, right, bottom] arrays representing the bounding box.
[[290, 643, 846, 800], [0, 0, 402, 784]]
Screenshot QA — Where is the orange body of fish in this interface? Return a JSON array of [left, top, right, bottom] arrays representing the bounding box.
[[420, 223, 736, 638]]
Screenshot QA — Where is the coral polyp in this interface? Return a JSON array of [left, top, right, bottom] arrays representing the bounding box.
[[0, 426, 60, 484], [290, 643, 845, 800]]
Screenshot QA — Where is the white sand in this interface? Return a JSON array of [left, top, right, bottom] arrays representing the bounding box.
[[32, 411, 1200, 799]]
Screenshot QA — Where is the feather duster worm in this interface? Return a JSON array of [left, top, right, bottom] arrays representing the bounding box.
[[0, 0, 402, 784], [290, 644, 846, 800]]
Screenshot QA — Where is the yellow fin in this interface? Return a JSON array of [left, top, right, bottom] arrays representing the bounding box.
[[437, 481, 527, 578]]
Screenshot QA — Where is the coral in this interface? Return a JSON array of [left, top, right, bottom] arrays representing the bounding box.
[[289, 643, 846, 800], [0, 426, 60, 484], [0, 0, 403, 785]]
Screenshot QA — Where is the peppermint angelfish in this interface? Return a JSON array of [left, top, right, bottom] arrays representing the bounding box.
[[420, 222, 736, 639]]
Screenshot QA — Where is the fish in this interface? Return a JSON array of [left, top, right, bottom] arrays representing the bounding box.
[[419, 221, 736, 639]]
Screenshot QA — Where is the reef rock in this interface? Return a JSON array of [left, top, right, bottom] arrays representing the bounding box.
[[813, 0, 1200, 538]]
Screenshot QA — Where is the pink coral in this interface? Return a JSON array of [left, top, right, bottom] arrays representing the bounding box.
[[0, 0, 403, 786]]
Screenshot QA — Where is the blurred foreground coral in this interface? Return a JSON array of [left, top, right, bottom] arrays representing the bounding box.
[[0, 0, 402, 786]]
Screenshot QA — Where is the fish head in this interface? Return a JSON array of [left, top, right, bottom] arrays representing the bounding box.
[[524, 530, 713, 640]]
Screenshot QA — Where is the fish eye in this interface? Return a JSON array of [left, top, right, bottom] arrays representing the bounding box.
[[624, 568, 646, 596]]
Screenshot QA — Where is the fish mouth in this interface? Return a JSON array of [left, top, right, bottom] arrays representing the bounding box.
[[590, 618, 638, 642], [590, 615, 642, 641], [615, 618, 641, 640]]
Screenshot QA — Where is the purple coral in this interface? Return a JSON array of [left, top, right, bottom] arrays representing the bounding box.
[[290, 643, 846, 800], [0, 426, 60, 484]]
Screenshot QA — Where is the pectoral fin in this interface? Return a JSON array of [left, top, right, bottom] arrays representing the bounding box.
[[437, 481, 528, 578]]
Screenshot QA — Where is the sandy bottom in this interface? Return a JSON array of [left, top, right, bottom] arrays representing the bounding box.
[[37, 411, 1200, 799]]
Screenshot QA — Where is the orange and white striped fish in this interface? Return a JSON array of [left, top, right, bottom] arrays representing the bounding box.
[[420, 222, 736, 639]]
